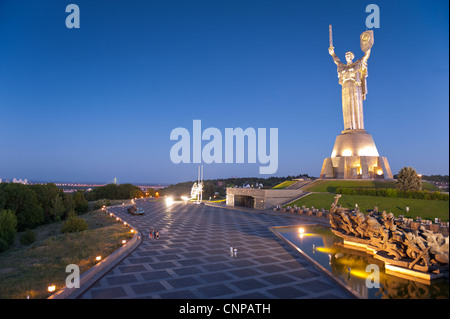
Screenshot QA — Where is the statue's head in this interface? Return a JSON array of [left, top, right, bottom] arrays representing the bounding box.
[[345, 51, 355, 64]]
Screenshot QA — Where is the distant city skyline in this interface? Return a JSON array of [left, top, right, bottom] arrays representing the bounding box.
[[0, 0, 448, 184]]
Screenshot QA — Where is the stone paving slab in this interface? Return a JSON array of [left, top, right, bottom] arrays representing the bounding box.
[[79, 200, 352, 299]]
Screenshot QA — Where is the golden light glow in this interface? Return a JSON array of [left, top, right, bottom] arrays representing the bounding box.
[[331, 150, 337, 158], [347, 269, 368, 279], [298, 227, 305, 234], [342, 149, 352, 156], [358, 146, 379, 156], [95, 256, 102, 261], [376, 169, 383, 175], [122, 240, 126, 244], [124, 222, 127, 226], [315, 247, 336, 254], [131, 229, 135, 233], [48, 285, 56, 293]]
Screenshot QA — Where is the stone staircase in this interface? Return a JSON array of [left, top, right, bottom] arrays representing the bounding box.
[[284, 179, 316, 189]]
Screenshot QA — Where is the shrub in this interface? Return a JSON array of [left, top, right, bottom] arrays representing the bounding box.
[[395, 167, 422, 191], [0, 210, 18, 246], [94, 198, 111, 210], [385, 188, 397, 198], [60, 213, 88, 233], [0, 238, 8, 253], [20, 229, 36, 245]]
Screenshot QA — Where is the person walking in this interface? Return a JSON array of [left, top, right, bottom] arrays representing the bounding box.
[[156, 230, 160, 239]]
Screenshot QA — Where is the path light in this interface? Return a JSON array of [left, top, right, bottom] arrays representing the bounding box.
[[124, 222, 127, 226], [48, 285, 56, 293], [131, 229, 135, 233], [122, 240, 126, 244], [95, 256, 102, 261]]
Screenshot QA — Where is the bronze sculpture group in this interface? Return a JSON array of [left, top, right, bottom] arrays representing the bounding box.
[[329, 194, 449, 274]]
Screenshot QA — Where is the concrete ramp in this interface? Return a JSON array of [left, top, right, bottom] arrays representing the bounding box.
[[285, 179, 315, 189]]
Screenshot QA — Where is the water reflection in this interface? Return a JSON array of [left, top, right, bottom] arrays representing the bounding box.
[[274, 225, 449, 299]]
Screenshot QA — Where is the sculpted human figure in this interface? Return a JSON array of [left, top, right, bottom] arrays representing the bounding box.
[[353, 212, 368, 238], [328, 45, 371, 131]]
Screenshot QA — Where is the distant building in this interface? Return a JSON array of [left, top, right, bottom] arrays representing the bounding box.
[[12, 178, 28, 184]]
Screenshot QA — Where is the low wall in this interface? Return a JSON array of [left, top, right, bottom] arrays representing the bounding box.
[[226, 188, 304, 210]]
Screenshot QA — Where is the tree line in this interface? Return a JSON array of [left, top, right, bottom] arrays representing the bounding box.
[[84, 183, 143, 201], [0, 182, 144, 252], [0, 183, 88, 232], [0, 183, 89, 252]]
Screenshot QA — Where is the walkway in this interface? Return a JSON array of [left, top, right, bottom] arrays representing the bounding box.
[[79, 200, 351, 299]]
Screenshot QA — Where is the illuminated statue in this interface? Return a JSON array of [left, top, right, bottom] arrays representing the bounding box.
[[320, 26, 393, 180], [328, 26, 373, 131]]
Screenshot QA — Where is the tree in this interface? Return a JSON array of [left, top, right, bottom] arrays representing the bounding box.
[[2, 183, 44, 231], [203, 182, 215, 199], [31, 184, 65, 222], [0, 210, 18, 246], [73, 190, 89, 214], [395, 167, 422, 191], [146, 188, 156, 197]]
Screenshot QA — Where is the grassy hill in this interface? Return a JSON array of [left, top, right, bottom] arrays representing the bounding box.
[[286, 179, 448, 221], [289, 193, 449, 221], [302, 180, 440, 193]]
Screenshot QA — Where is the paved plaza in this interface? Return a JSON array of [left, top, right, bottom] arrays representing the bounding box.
[[79, 200, 352, 299]]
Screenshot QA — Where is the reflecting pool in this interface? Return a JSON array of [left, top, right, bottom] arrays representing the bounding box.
[[272, 224, 449, 299]]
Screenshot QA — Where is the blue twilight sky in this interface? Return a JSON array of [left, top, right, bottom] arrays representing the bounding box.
[[0, 0, 448, 184]]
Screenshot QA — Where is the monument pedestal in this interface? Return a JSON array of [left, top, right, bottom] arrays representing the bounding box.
[[320, 130, 393, 180]]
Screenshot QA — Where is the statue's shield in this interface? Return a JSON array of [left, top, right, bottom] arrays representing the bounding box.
[[360, 30, 374, 52]]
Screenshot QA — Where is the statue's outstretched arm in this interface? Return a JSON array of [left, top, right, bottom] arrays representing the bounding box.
[[361, 48, 371, 64], [328, 47, 341, 66]]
